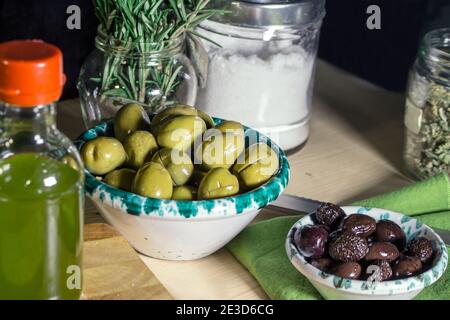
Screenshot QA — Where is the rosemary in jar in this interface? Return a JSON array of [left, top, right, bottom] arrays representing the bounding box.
[[78, 0, 221, 128], [404, 28, 450, 179]]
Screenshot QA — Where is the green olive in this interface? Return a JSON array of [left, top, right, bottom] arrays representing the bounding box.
[[203, 121, 245, 141], [151, 105, 215, 135], [150, 105, 198, 135], [233, 143, 279, 189], [215, 121, 244, 136], [151, 148, 194, 186], [172, 185, 197, 201], [197, 110, 215, 129], [156, 115, 206, 151], [104, 168, 136, 192], [233, 143, 272, 173], [132, 162, 173, 199], [114, 103, 150, 141], [81, 137, 127, 175], [198, 168, 239, 200], [123, 131, 159, 170], [196, 132, 245, 170]]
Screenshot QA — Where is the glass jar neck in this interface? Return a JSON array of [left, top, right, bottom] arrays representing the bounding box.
[[95, 27, 185, 60], [417, 28, 450, 86], [0, 103, 57, 137]]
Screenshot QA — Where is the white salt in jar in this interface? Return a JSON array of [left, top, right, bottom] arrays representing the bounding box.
[[195, 0, 325, 151]]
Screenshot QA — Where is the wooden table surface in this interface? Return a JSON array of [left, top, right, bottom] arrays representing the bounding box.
[[59, 61, 414, 300]]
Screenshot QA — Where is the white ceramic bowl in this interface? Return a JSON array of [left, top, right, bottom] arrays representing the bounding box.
[[286, 206, 448, 300], [76, 119, 290, 260]]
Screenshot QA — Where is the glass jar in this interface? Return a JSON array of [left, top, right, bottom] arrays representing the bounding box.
[[0, 40, 84, 299], [195, 0, 325, 151], [78, 28, 198, 129], [404, 28, 450, 180]]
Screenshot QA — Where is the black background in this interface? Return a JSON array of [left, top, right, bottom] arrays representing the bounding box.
[[320, 0, 450, 91], [0, 0, 449, 98], [0, 0, 97, 98]]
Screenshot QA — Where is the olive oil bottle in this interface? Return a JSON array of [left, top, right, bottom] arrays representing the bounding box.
[[0, 40, 84, 299]]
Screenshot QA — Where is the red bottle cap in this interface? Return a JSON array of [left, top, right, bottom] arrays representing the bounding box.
[[0, 40, 66, 107]]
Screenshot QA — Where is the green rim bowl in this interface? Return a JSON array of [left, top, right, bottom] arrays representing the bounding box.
[[286, 207, 448, 300], [74, 117, 290, 260]]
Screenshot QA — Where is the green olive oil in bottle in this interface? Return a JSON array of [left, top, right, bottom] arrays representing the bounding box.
[[0, 40, 84, 299]]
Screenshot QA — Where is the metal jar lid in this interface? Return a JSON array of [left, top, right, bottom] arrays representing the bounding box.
[[208, 0, 326, 28]]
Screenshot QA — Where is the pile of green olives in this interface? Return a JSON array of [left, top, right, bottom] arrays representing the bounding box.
[[81, 103, 280, 201]]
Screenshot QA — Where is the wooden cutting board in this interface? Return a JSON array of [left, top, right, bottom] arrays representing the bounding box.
[[81, 223, 172, 300]]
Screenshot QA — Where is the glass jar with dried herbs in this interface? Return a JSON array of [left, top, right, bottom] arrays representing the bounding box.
[[404, 28, 450, 180], [77, 0, 218, 129]]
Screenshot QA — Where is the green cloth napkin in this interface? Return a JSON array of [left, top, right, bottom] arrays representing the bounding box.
[[227, 173, 450, 300]]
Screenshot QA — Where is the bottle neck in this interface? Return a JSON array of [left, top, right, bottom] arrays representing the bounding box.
[[0, 103, 57, 137], [417, 28, 450, 86]]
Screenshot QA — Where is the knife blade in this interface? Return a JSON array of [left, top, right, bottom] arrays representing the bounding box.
[[268, 194, 450, 246]]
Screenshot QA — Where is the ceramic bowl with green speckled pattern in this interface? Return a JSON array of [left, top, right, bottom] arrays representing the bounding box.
[[75, 119, 290, 260], [286, 207, 448, 300]]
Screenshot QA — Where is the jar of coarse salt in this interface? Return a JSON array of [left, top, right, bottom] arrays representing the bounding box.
[[195, 0, 326, 151]]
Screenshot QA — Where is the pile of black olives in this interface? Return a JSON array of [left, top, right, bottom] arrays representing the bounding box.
[[294, 203, 436, 281], [80, 104, 279, 201]]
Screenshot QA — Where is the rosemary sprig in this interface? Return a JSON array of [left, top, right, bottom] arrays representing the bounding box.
[[93, 0, 218, 111]]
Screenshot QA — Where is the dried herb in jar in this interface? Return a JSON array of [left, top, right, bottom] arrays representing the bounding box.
[[415, 84, 450, 177], [404, 28, 450, 180]]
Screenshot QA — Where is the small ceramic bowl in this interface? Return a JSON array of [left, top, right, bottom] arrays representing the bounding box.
[[286, 206, 448, 300], [75, 118, 290, 261]]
